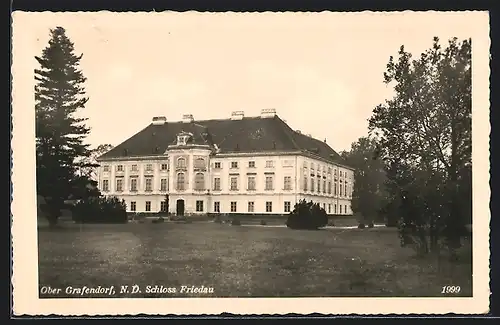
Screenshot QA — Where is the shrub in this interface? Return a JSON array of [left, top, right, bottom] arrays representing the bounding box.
[[358, 223, 366, 229], [260, 219, 267, 226], [72, 196, 127, 224], [368, 222, 374, 228], [286, 199, 328, 230], [152, 217, 165, 224]]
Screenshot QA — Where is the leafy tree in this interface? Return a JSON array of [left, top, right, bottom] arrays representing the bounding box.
[[77, 144, 114, 180], [340, 137, 388, 224], [368, 37, 471, 254], [35, 26, 92, 226]]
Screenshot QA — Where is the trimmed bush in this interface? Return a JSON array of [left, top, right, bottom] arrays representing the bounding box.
[[368, 222, 374, 228], [72, 196, 127, 224], [286, 199, 328, 230], [358, 223, 366, 229]]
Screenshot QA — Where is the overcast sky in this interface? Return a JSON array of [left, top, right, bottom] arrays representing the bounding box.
[[14, 11, 482, 152]]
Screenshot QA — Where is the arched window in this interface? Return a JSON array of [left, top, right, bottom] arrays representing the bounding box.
[[194, 173, 205, 190], [194, 157, 206, 169], [176, 172, 185, 190], [177, 157, 186, 168]]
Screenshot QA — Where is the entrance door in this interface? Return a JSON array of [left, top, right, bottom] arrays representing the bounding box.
[[176, 199, 185, 216]]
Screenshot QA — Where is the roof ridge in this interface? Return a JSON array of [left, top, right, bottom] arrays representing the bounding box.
[[156, 116, 263, 125], [273, 116, 302, 151]]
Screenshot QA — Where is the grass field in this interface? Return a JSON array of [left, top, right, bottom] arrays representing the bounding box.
[[38, 221, 472, 298]]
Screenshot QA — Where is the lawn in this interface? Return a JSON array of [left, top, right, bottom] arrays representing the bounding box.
[[37, 221, 472, 298]]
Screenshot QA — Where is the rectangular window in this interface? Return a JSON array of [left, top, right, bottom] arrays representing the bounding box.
[[213, 177, 221, 191], [335, 204, 337, 214], [102, 179, 109, 192], [145, 201, 151, 212], [340, 205, 343, 214], [160, 178, 168, 191], [344, 184, 347, 197], [130, 178, 137, 192], [248, 201, 255, 212], [303, 175, 308, 191], [231, 161, 238, 169], [311, 177, 314, 192], [247, 176, 256, 190], [131, 164, 138, 172], [103, 165, 110, 172], [265, 176, 273, 191], [284, 176, 292, 190], [265, 201, 273, 212], [248, 161, 255, 168], [145, 177, 153, 191], [284, 201, 291, 213], [230, 177, 238, 191], [130, 201, 136, 212], [145, 164, 153, 171], [328, 204, 331, 214], [265, 160, 274, 168], [334, 182, 338, 196], [323, 203, 326, 210], [323, 180, 326, 193], [230, 201, 237, 212], [116, 179, 123, 192], [214, 201, 220, 213], [160, 201, 167, 212], [214, 162, 221, 169], [345, 205, 348, 214], [340, 181, 343, 196], [196, 200, 204, 212], [161, 163, 168, 171], [328, 181, 332, 194], [116, 165, 123, 172], [317, 178, 321, 192]]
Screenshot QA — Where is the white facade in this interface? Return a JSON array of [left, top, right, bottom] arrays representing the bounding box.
[[97, 148, 354, 216]]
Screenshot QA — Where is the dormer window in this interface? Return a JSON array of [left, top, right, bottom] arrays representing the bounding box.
[[177, 135, 187, 145], [176, 132, 191, 146]]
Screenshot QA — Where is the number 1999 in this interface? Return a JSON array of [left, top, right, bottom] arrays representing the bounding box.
[[441, 286, 461, 294]]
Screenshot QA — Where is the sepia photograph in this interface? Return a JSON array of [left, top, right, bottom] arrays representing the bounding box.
[[11, 11, 490, 315]]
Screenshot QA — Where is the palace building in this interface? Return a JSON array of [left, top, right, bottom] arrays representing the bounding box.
[[96, 109, 354, 217]]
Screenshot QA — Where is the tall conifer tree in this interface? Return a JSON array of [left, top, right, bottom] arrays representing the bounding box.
[[35, 26, 91, 225]]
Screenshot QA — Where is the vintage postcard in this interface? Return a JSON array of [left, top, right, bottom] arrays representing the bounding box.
[[11, 11, 491, 316]]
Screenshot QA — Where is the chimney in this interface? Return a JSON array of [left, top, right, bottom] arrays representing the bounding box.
[[230, 111, 244, 120], [152, 116, 167, 125], [182, 114, 194, 123], [260, 108, 276, 118]]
